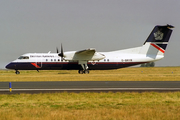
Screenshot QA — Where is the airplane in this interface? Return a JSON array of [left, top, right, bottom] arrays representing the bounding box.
[[6, 24, 174, 74]]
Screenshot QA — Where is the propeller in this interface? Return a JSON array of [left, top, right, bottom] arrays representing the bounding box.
[[57, 43, 64, 60], [56, 47, 59, 53]]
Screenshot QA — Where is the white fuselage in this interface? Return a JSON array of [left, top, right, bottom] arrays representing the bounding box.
[[6, 46, 163, 71]]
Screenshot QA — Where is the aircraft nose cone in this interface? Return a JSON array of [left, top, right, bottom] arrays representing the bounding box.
[[6, 63, 15, 69]]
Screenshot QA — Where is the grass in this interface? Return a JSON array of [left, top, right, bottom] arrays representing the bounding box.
[[1, 67, 180, 119], [0, 92, 180, 120], [0, 67, 180, 81]]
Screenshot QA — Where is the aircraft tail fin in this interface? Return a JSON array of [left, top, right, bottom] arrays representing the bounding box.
[[139, 24, 174, 56]]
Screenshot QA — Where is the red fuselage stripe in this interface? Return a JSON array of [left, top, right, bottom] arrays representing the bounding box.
[[31, 63, 41, 68]]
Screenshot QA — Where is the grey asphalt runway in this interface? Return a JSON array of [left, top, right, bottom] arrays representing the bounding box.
[[0, 81, 180, 94]]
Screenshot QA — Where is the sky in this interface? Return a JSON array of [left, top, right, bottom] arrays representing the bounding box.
[[0, 0, 180, 69]]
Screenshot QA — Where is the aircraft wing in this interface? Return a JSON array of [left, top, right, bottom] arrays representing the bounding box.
[[72, 48, 105, 61], [75, 48, 95, 55]]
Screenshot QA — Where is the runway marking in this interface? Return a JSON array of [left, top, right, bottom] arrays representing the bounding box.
[[1, 88, 180, 91]]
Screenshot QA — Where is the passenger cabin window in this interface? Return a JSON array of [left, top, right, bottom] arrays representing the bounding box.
[[18, 56, 29, 59]]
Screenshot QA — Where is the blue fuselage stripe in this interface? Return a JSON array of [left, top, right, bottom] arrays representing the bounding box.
[[6, 62, 146, 70]]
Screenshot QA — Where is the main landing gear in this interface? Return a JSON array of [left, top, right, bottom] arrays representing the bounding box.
[[78, 61, 90, 74], [78, 69, 89, 74], [15, 70, 20, 74]]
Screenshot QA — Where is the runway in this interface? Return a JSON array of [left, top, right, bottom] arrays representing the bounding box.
[[0, 81, 180, 94]]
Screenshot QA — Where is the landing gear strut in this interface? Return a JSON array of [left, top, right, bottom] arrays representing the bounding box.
[[78, 61, 90, 74], [15, 70, 20, 74]]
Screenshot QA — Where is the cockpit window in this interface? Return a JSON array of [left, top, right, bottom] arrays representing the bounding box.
[[18, 56, 29, 59]]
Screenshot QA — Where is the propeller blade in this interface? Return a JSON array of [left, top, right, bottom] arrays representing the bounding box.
[[61, 43, 64, 57], [58, 43, 64, 57], [56, 47, 59, 53]]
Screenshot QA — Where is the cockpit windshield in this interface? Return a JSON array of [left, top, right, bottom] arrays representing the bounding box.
[[18, 56, 29, 59]]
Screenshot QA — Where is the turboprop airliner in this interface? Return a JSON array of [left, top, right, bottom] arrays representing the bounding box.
[[6, 24, 174, 74]]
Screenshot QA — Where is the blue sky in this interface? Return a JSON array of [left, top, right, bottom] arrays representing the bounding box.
[[0, 0, 180, 69]]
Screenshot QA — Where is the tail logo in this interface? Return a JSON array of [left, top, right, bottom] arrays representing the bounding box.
[[154, 30, 164, 40]]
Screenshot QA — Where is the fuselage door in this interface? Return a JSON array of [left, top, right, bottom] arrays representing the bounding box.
[[36, 57, 42, 68]]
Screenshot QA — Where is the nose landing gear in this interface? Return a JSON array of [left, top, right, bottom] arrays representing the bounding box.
[[15, 70, 20, 74]]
